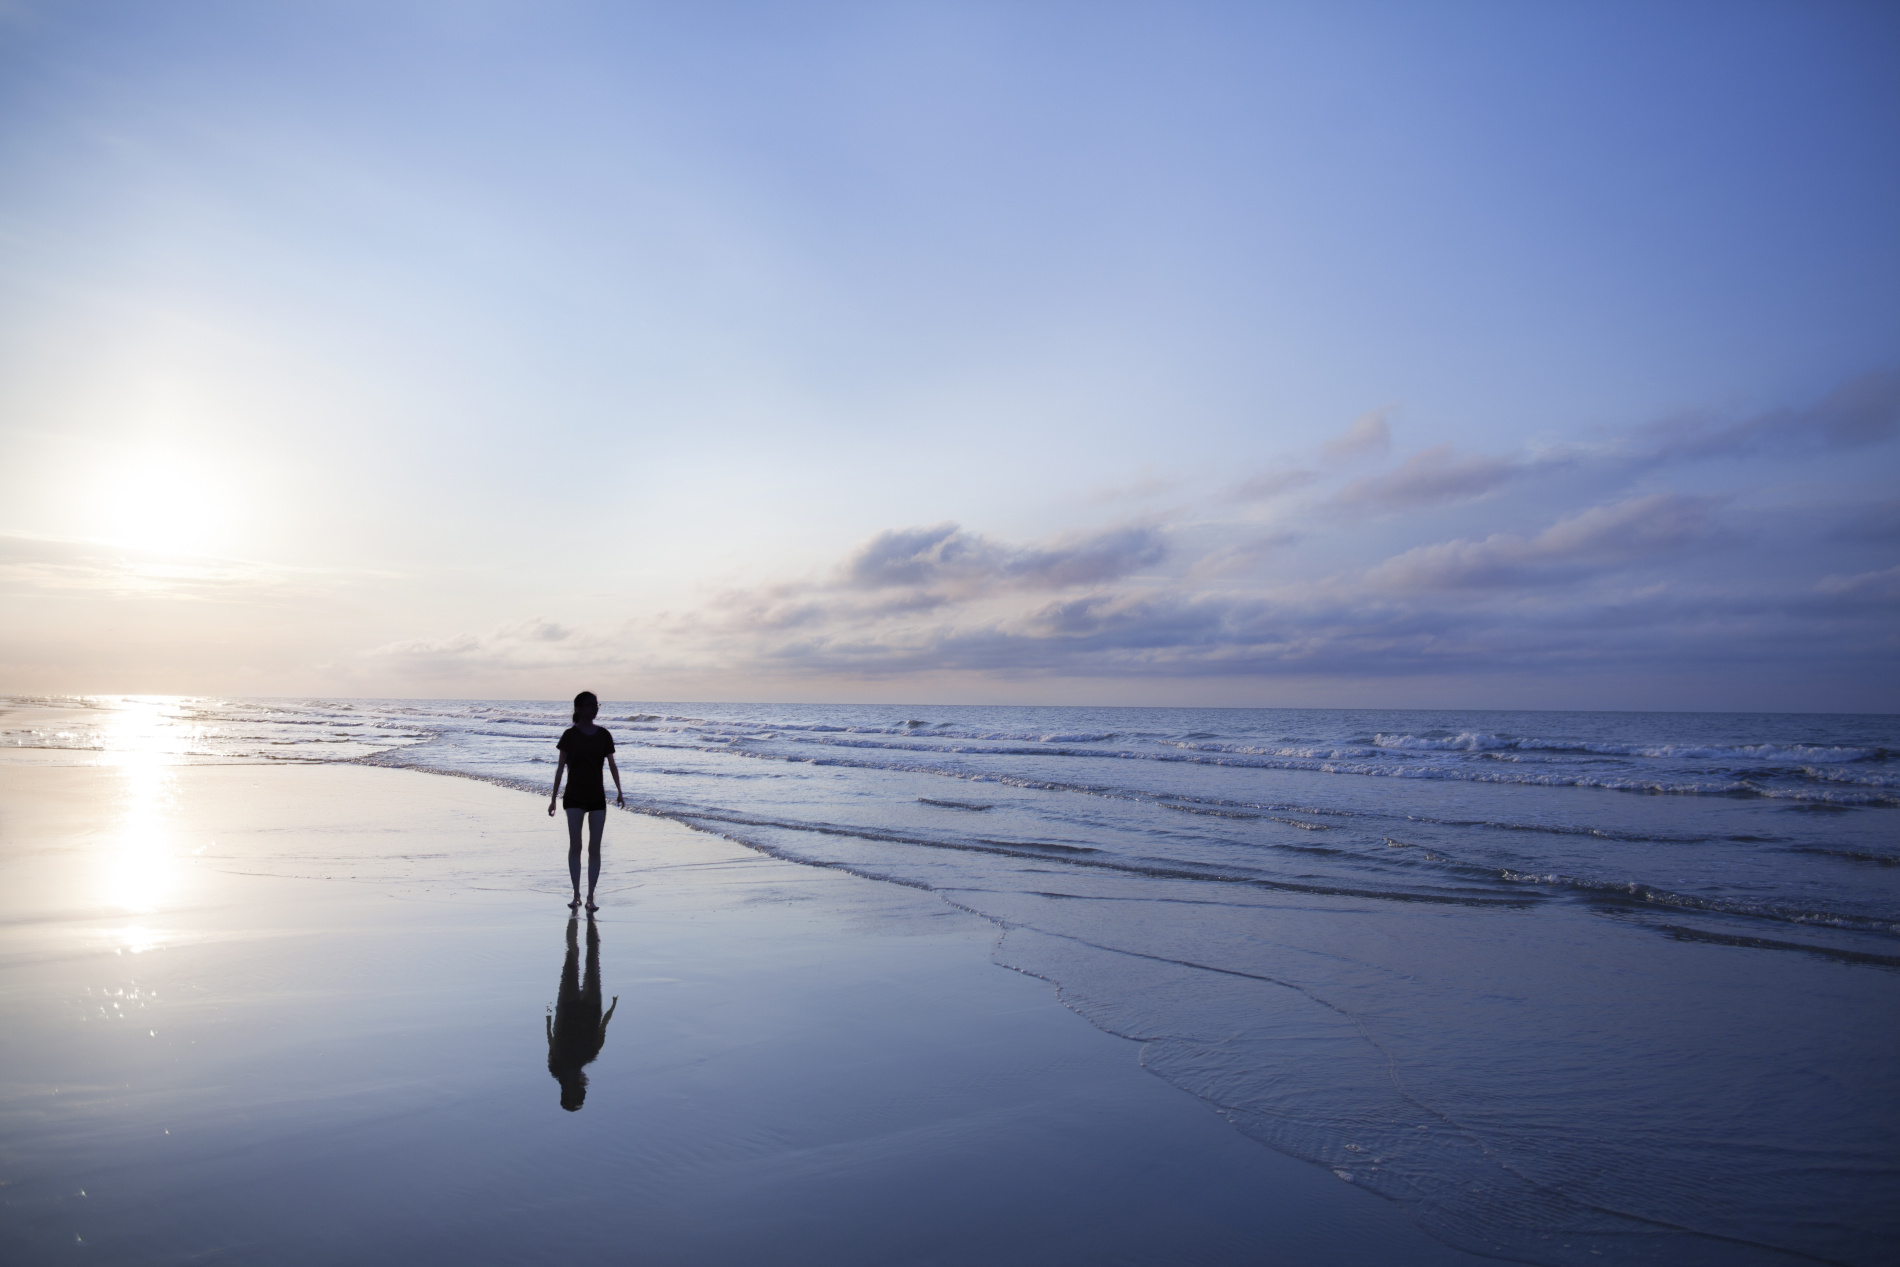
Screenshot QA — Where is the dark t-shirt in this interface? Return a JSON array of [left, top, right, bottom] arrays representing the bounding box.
[[557, 726, 616, 810]]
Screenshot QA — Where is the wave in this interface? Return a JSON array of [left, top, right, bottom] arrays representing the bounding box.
[[1804, 766, 1900, 789], [1159, 740, 1373, 760], [566, 708, 1893, 769], [1371, 731, 1887, 764], [1655, 924, 1900, 969], [31, 694, 1899, 807], [652, 806, 1529, 908], [1787, 845, 1900, 867], [622, 718, 1119, 744], [631, 730, 1900, 805], [1495, 869, 1900, 935]]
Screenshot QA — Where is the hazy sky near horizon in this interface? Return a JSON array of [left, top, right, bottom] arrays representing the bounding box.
[[2, 0, 1897, 709]]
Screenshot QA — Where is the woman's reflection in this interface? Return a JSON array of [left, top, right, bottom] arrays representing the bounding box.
[[547, 916, 618, 1111]]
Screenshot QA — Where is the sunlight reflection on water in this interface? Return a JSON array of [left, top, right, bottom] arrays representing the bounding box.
[[97, 699, 185, 918], [107, 926, 168, 954]]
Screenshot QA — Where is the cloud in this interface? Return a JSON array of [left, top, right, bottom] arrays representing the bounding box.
[[1226, 372, 1896, 525], [1229, 408, 1391, 502], [841, 522, 1165, 592], [1223, 372, 1898, 527], [1366, 493, 1715, 591], [1087, 467, 1176, 503], [842, 523, 967, 588], [340, 370, 1899, 697], [643, 519, 1178, 677], [359, 616, 616, 678], [1807, 370, 1900, 447], [359, 502, 1889, 692], [1333, 444, 1521, 511], [0, 533, 292, 600], [1636, 368, 1900, 463], [1188, 532, 1303, 578], [1824, 499, 1900, 544], [1231, 467, 1319, 502], [678, 582, 1733, 680], [1815, 564, 1900, 604], [658, 488, 1893, 686], [1321, 408, 1394, 462]]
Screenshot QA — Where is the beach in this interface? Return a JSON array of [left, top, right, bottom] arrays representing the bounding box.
[[7, 2, 1896, 1261], [0, 756, 1483, 1265], [4, 695, 1895, 1265]]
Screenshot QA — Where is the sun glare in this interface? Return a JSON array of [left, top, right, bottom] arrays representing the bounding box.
[[97, 457, 231, 554]]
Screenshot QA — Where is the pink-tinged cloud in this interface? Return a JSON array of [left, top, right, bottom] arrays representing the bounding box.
[[1366, 494, 1716, 591], [842, 522, 1166, 592], [1321, 408, 1394, 462], [1334, 444, 1521, 511]]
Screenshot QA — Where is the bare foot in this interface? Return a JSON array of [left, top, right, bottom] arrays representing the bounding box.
[[568, 897, 581, 910], [585, 900, 599, 913]]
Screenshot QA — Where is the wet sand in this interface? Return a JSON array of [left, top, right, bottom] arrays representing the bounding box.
[[0, 759, 1484, 1265]]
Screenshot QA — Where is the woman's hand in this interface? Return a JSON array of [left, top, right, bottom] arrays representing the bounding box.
[[548, 800, 557, 817], [615, 792, 625, 807]]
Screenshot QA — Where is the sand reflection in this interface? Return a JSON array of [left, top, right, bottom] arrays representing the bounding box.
[[547, 917, 618, 1112]]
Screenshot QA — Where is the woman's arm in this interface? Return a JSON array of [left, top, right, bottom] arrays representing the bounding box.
[[608, 754, 623, 806], [548, 754, 567, 816]]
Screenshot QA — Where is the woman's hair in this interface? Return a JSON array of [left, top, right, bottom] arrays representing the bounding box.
[[572, 691, 599, 725]]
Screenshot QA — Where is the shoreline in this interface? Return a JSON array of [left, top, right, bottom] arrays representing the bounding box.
[[0, 758, 1484, 1265]]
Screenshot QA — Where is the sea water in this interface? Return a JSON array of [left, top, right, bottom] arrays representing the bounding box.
[[8, 697, 1896, 1266]]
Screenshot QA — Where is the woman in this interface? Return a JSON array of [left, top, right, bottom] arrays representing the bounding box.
[[547, 690, 623, 912]]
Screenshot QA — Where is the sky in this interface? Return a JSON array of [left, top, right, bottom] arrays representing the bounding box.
[[1, 0, 1896, 710]]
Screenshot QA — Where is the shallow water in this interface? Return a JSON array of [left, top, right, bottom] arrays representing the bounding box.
[[5, 763, 1471, 1267], [9, 696, 1897, 1265]]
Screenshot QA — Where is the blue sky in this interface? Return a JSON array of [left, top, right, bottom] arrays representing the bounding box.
[[1, 0, 1896, 708]]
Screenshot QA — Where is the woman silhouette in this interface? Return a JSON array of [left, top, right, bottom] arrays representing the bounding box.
[[548, 690, 623, 912], [546, 916, 618, 1111]]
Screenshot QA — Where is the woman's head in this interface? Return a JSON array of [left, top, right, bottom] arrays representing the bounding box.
[[572, 691, 599, 726]]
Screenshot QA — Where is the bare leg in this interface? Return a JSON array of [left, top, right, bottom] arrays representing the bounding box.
[[585, 809, 605, 910], [565, 808, 586, 907]]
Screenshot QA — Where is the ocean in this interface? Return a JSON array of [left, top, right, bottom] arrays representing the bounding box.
[[9, 696, 1896, 1266]]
